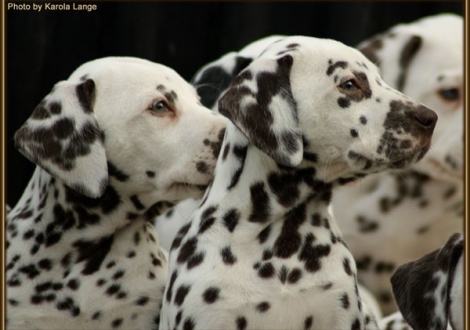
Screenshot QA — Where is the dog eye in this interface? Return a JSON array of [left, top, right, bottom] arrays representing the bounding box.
[[438, 88, 459, 101], [340, 79, 358, 90], [149, 101, 169, 112]]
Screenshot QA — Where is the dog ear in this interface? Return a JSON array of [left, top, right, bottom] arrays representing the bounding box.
[[14, 78, 108, 198], [218, 54, 303, 167], [192, 53, 254, 110], [391, 233, 464, 330], [357, 29, 422, 92]]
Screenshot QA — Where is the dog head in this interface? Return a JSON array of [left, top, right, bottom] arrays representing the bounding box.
[[358, 14, 463, 183], [391, 233, 463, 330], [15, 57, 227, 200], [218, 36, 437, 182]]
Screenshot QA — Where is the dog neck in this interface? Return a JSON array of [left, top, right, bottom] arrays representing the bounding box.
[[8, 166, 173, 246], [193, 125, 346, 243]]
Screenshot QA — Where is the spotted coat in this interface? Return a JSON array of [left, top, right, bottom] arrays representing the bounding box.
[[159, 36, 436, 330], [6, 57, 227, 330]]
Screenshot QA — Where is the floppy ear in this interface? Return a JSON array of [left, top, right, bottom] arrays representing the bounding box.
[[218, 54, 303, 167], [391, 233, 464, 330], [14, 78, 108, 198], [192, 52, 254, 110], [357, 29, 422, 92]]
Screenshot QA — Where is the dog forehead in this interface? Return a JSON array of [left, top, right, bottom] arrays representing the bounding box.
[[69, 57, 197, 96], [263, 36, 378, 74]]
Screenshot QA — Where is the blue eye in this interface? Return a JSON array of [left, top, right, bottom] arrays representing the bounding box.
[[149, 101, 169, 112], [438, 88, 459, 101]]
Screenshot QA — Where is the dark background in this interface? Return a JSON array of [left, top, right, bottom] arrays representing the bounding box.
[[6, 1, 464, 206]]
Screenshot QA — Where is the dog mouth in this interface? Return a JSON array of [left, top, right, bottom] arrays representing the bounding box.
[[348, 145, 429, 173]]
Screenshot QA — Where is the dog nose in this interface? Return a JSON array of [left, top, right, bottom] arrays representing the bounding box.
[[414, 105, 438, 130]]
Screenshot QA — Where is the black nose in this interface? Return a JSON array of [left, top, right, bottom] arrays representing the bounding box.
[[414, 105, 438, 130]]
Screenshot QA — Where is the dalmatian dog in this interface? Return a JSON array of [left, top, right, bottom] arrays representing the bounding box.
[[6, 57, 227, 330], [331, 13, 463, 315], [380, 232, 463, 330], [159, 35, 437, 330]]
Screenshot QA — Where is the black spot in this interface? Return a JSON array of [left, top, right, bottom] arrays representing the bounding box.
[[351, 318, 361, 330], [236, 316, 247, 330], [53, 118, 75, 139], [113, 270, 125, 280], [397, 35, 422, 91], [223, 209, 240, 232], [360, 116, 367, 124], [174, 285, 191, 306], [258, 225, 271, 244], [374, 261, 395, 273], [305, 316, 313, 330], [196, 161, 209, 174], [343, 258, 353, 276], [341, 293, 350, 309], [177, 237, 198, 264], [187, 252, 205, 269], [327, 61, 348, 76], [183, 317, 195, 330], [19, 264, 40, 279], [107, 162, 129, 182], [221, 143, 231, 162], [38, 258, 52, 270], [268, 172, 300, 207], [287, 268, 303, 284], [106, 284, 121, 296], [23, 229, 35, 240], [356, 255, 372, 270], [203, 287, 220, 304], [56, 297, 80, 317], [350, 129, 358, 138], [227, 145, 248, 190], [258, 262, 275, 278], [257, 301, 270, 312], [274, 202, 306, 258], [130, 195, 145, 210], [73, 235, 114, 275], [262, 249, 273, 261], [175, 311, 183, 326], [199, 217, 216, 234], [249, 182, 271, 223], [299, 235, 331, 272], [221, 246, 237, 265], [135, 296, 149, 306], [92, 311, 101, 320], [111, 318, 123, 328], [146, 170, 155, 178], [67, 279, 80, 291], [338, 97, 351, 108]]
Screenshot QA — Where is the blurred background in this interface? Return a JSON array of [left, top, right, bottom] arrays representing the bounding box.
[[6, 1, 463, 206]]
